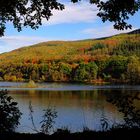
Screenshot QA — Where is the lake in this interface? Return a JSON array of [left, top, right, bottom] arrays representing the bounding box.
[[0, 82, 140, 133]]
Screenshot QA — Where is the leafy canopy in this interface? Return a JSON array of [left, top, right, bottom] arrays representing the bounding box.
[[0, 0, 64, 36], [0, 0, 140, 36], [0, 90, 21, 133]]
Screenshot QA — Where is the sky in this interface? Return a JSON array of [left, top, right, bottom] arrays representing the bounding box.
[[0, 1, 140, 53]]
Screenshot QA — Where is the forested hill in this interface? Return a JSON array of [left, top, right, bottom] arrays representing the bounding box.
[[128, 29, 140, 34], [0, 29, 140, 84]]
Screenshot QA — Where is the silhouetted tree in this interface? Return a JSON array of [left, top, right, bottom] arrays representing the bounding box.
[[29, 101, 57, 134], [0, 90, 22, 133], [40, 108, 57, 134], [0, 0, 64, 36], [0, 0, 139, 36], [106, 91, 140, 128]]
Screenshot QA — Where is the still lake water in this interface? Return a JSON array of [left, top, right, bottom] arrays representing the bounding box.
[[0, 82, 140, 133]]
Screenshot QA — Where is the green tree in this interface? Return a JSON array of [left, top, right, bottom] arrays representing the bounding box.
[[59, 63, 72, 80], [39, 64, 49, 81], [74, 63, 88, 82], [96, 59, 109, 78], [59, 63, 72, 75], [86, 62, 98, 80], [102, 56, 128, 79], [126, 56, 140, 84], [74, 62, 98, 82], [40, 64, 48, 75]]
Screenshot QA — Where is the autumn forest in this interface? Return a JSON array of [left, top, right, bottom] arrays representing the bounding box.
[[0, 30, 140, 84]]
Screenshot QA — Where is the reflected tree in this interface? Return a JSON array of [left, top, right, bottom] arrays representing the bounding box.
[[105, 91, 140, 128]]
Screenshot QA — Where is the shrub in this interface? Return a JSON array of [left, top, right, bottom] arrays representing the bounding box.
[[40, 108, 57, 134], [26, 80, 37, 88], [0, 90, 22, 133]]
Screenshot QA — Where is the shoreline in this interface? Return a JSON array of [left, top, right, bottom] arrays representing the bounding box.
[[0, 128, 139, 140]]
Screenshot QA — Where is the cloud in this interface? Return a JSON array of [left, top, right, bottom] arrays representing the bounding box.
[[43, 2, 98, 25], [0, 36, 49, 53], [82, 25, 137, 38]]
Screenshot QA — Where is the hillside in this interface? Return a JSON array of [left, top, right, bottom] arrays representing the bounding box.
[[0, 29, 140, 63], [128, 29, 140, 34], [0, 30, 140, 84]]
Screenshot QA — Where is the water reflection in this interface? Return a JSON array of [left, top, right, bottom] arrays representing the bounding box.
[[105, 90, 140, 128], [8, 89, 134, 133]]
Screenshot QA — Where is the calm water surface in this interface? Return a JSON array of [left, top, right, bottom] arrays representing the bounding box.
[[0, 82, 140, 133]]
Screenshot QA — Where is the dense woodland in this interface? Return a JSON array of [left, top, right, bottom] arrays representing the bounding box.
[[0, 31, 140, 84]]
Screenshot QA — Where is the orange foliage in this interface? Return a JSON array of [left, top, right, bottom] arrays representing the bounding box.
[[103, 39, 118, 47]]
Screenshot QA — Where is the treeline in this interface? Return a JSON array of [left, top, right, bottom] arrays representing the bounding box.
[[0, 55, 140, 84], [0, 34, 140, 84]]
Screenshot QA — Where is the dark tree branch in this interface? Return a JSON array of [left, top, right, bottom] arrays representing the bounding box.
[[0, 0, 140, 36]]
